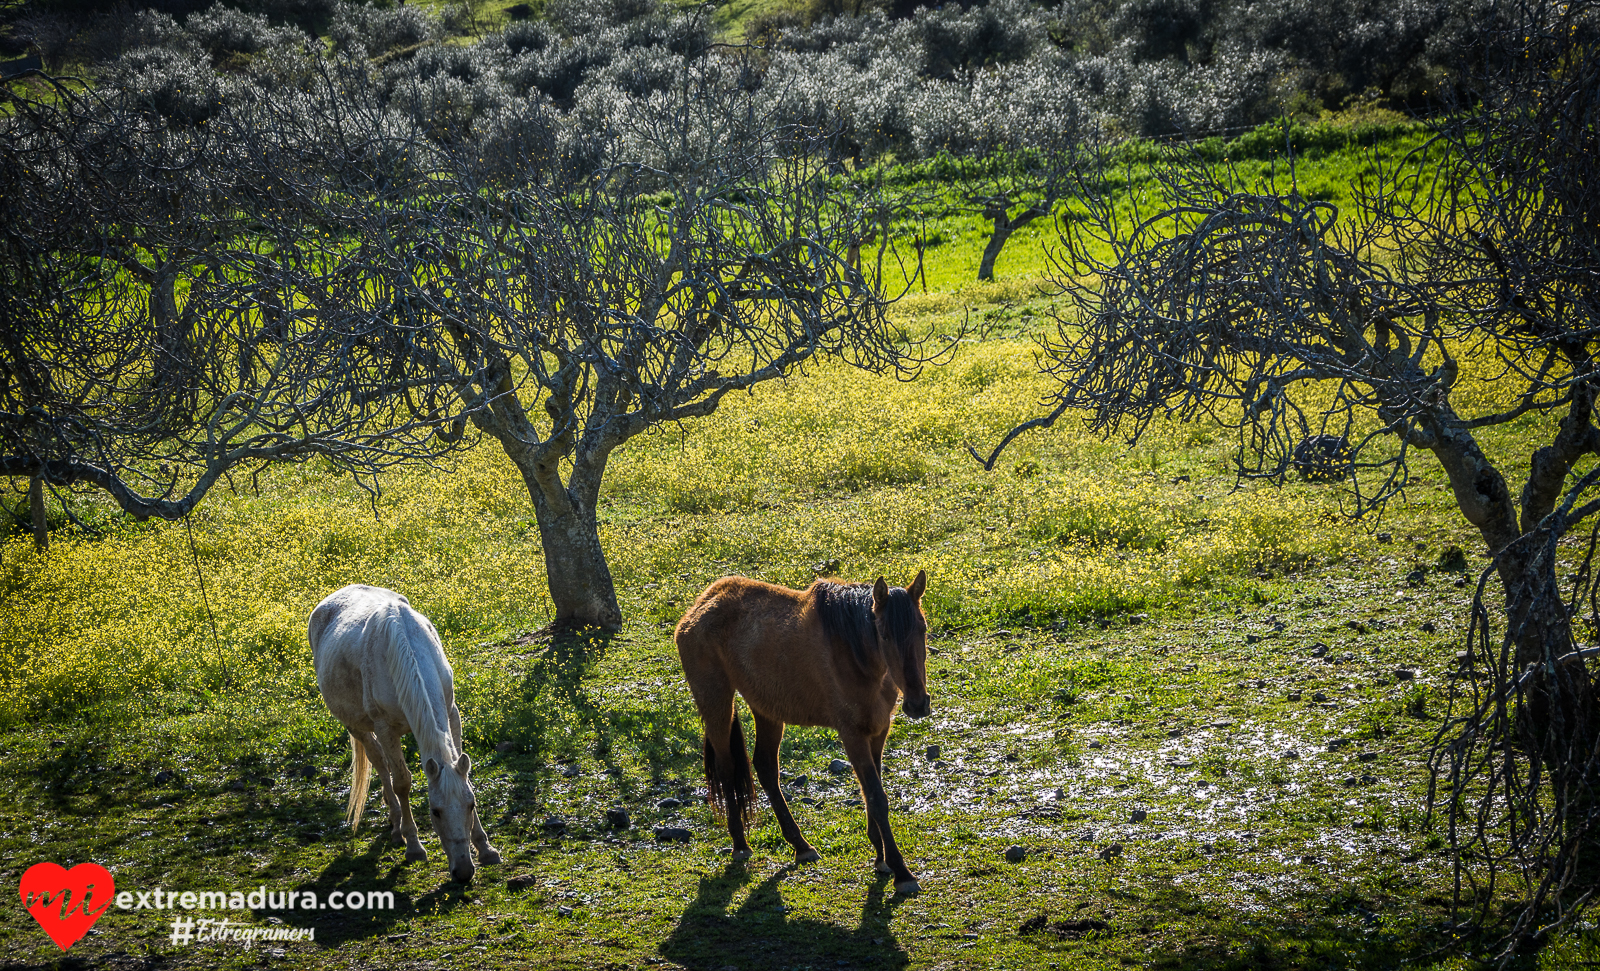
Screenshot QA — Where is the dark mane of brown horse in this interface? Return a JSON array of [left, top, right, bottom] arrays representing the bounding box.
[[813, 580, 919, 672]]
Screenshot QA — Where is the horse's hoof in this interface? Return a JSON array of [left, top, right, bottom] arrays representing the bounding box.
[[479, 848, 503, 865], [731, 850, 753, 862], [389, 833, 406, 847], [875, 861, 893, 875], [894, 879, 921, 895], [795, 849, 821, 864], [404, 847, 428, 863]]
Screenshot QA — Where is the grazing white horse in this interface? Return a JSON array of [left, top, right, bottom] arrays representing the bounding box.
[[308, 585, 500, 882]]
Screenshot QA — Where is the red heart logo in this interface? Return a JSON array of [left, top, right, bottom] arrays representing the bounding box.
[[19, 862, 115, 951]]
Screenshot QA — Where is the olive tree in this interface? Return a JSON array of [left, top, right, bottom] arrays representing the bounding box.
[[908, 60, 1090, 281], [0, 64, 470, 537], [264, 53, 937, 628], [977, 1, 1600, 951]]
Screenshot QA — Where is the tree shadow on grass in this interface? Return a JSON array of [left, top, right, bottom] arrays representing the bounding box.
[[659, 862, 911, 971], [487, 627, 702, 816]]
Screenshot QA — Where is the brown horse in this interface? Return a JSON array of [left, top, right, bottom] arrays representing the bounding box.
[[674, 571, 931, 894]]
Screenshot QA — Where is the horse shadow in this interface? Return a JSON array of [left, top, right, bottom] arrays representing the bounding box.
[[659, 863, 910, 971], [252, 832, 471, 948]]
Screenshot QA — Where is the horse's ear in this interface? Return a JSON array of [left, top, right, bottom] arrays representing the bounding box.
[[872, 576, 889, 609], [424, 757, 441, 780], [908, 570, 926, 601], [455, 752, 471, 777]]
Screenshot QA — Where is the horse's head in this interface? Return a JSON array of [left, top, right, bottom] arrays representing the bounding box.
[[424, 751, 482, 882], [873, 570, 931, 720]]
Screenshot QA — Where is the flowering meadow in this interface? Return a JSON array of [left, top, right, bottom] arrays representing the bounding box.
[[0, 333, 1390, 733], [6, 129, 1592, 969]]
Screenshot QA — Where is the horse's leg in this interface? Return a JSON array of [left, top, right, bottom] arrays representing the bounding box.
[[449, 702, 502, 866], [866, 726, 892, 875], [752, 713, 819, 864], [353, 730, 403, 844], [372, 721, 427, 862], [840, 729, 918, 894], [686, 670, 754, 858]]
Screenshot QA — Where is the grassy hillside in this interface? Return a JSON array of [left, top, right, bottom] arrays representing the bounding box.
[[4, 130, 1595, 969]]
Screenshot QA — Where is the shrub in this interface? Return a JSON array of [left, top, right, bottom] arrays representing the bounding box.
[[546, 0, 660, 36], [387, 71, 509, 144], [503, 32, 617, 104], [907, 0, 1041, 80], [184, 4, 304, 63], [588, 45, 681, 98], [501, 18, 552, 56], [108, 46, 228, 125], [329, 1, 443, 56]]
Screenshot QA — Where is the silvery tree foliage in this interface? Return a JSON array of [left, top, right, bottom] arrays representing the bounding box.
[[759, 46, 923, 163], [902, 0, 1043, 79], [754, 0, 1482, 138], [726, 0, 1468, 277], [0, 0, 1483, 146], [329, 1, 445, 56], [183, 4, 305, 62], [383, 42, 512, 143]]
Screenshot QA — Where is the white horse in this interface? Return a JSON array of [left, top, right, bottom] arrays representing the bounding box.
[[308, 584, 500, 882]]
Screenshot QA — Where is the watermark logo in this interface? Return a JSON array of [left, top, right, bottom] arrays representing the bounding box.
[[20, 865, 388, 951], [19, 862, 115, 951], [168, 916, 315, 947]]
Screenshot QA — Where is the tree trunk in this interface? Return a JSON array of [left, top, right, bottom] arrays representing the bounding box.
[[150, 269, 192, 397], [1499, 550, 1574, 665], [1425, 420, 1597, 757], [977, 207, 1045, 282], [1497, 545, 1596, 765], [516, 463, 622, 630], [977, 219, 1012, 282], [28, 475, 47, 552]]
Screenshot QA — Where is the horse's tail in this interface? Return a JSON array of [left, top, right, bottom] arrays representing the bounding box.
[[347, 734, 371, 832], [703, 716, 754, 829]]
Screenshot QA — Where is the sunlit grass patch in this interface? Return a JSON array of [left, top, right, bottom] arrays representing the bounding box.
[[0, 449, 554, 726], [0, 334, 1379, 728]]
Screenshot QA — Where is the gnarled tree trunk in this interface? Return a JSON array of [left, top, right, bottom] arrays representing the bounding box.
[[977, 203, 1046, 282], [1496, 540, 1596, 773], [525, 487, 620, 629], [512, 451, 621, 630], [1427, 415, 1596, 755]]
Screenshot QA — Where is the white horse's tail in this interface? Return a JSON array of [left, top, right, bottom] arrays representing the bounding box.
[[347, 733, 371, 832]]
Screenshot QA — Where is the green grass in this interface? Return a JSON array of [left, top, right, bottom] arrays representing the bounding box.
[[0, 570, 1526, 969], [711, 0, 797, 37], [871, 115, 1435, 293], [5, 130, 1598, 968]]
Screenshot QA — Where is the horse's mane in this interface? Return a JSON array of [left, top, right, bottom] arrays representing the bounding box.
[[813, 580, 918, 672], [384, 604, 456, 760]]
